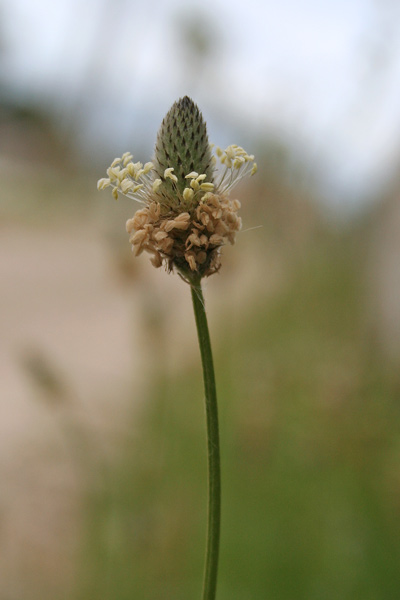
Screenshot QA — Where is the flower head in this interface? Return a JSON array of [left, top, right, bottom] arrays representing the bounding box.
[[98, 96, 257, 280]]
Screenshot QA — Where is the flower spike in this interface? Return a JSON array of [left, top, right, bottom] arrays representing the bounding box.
[[97, 96, 256, 279]]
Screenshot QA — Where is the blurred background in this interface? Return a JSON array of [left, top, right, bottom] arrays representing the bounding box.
[[1, 0, 400, 598]]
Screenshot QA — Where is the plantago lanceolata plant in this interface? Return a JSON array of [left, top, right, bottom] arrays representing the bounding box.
[[98, 96, 256, 599]]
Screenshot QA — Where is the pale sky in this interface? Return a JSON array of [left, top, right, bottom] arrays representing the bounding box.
[[2, 0, 400, 208]]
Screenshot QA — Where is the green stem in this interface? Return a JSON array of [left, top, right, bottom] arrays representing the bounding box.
[[190, 280, 221, 600]]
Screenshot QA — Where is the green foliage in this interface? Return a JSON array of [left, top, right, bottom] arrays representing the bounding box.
[[77, 234, 400, 600]]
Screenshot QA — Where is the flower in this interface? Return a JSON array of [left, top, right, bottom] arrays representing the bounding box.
[[97, 96, 257, 280]]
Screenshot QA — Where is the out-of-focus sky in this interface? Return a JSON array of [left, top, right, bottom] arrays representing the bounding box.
[[2, 0, 400, 208]]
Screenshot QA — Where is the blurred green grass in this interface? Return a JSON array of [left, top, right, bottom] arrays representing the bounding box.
[[76, 231, 400, 600]]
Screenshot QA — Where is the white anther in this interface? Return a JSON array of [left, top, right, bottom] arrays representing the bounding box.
[[200, 182, 214, 192], [152, 179, 162, 192], [97, 178, 111, 190], [164, 167, 178, 182], [183, 188, 194, 202]]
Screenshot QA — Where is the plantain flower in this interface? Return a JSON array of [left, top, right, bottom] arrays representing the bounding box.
[[97, 96, 257, 280]]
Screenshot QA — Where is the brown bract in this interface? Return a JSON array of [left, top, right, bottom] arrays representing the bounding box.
[[125, 193, 242, 278]]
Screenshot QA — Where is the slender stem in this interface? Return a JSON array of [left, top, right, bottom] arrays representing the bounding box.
[[190, 280, 221, 600]]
